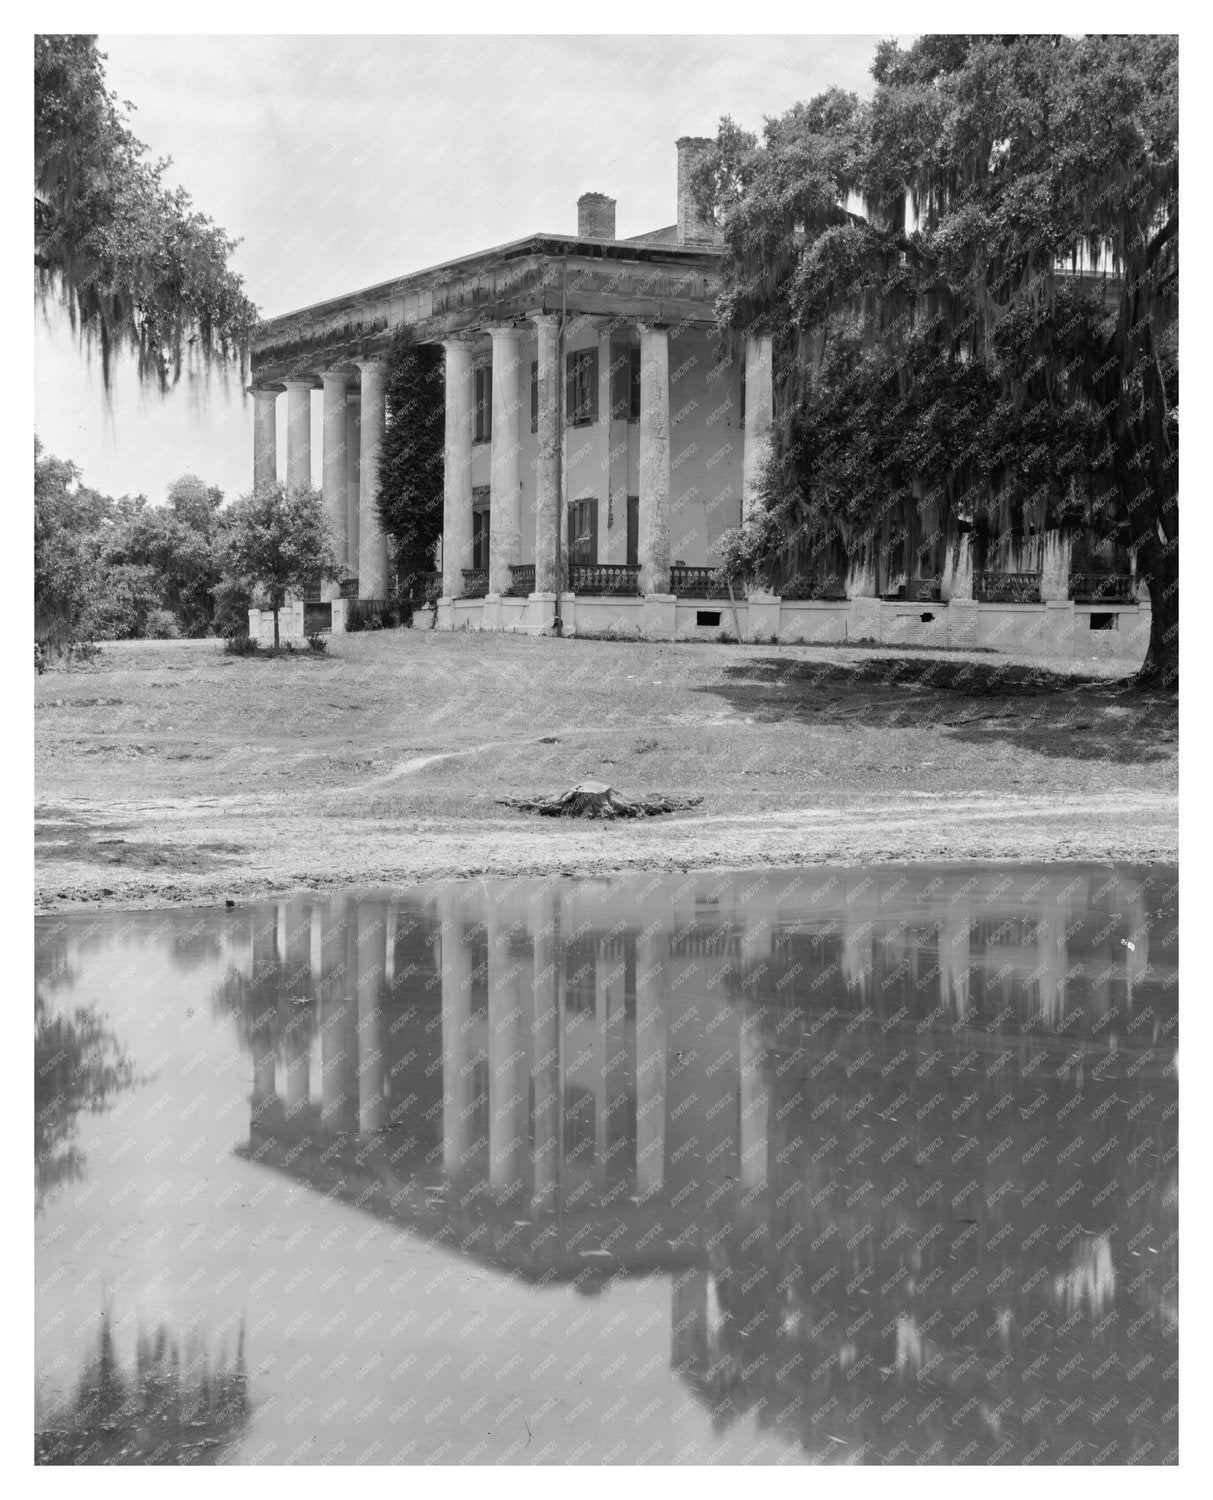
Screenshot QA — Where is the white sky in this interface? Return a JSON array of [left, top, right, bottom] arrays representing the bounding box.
[[34, 33, 910, 505]]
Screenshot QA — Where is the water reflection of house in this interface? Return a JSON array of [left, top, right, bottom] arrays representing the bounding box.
[[217, 869, 1177, 1462]]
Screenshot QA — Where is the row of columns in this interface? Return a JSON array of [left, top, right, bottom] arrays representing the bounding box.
[[440, 317, 774, 602], [251, 360, 389, 601]]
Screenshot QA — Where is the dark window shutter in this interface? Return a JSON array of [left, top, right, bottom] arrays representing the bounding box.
[[587, 348, 599, 422], [484, 364, 492, 442], [566, 352, 575, 421], [531, 361, 538, 432], [626, 496, 639, 567], [610, 343, 628, 419], [588, 499, 598, 564], [630, 348, 641, 422]]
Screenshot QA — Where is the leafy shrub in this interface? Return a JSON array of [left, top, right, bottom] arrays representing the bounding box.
[[306, 633, 328, 653], [223, 633, 259, 656], [346, 600, 398, 632], [145, 608, 181, 639]]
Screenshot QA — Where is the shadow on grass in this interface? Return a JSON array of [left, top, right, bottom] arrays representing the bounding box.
[[692, 654, 1177, 767]]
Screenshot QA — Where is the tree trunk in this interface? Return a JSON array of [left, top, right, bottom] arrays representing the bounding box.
[[272, 606, 280, 650], [1135, 531, 1178, 690]]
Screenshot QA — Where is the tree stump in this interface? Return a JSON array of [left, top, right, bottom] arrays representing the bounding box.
[[498, 780, 701, 820]]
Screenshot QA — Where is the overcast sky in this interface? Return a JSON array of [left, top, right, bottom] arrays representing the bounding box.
[[35, 33, 911, 504]]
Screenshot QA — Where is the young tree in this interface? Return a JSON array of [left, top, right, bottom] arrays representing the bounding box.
[[703, 35, 1178, 687], [34, 438, 102, 657], [377, 324, 445, 609], [221, 482, 342, 648], [35, 34, 259, 393]]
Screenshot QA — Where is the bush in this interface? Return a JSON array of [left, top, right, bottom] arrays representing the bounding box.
[[145, 608, 181, 639], [306, 633, 328, 653], [346, 599, 399, 632], [223, 633, 259, 656]]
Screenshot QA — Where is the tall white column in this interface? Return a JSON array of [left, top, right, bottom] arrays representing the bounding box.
[[742, 333, 774, 520], [634, 935, 666, 1199], [532, 313, 562, 596], [531, 897, 561, 1211], [283, 379, 313, 493], [738, 1012, 769, 1193], [321, 371, 350, 596], [440, 902, 475, 1175], [357, 910, 385, 1135], [356, 358, 389, 599], [441, 339, 475, 600], [253, 388, 278, 491], [345, 395, 361, 578], [638, 324, 671, 594], [488, 911, 529, 1195], [489, 326, 524, 598]]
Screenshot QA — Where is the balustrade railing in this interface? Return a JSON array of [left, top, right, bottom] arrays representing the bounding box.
[[905, 577, 942, 602], [670, 565, 739, 599], [569, 563, 640, 596], [778, 574, 847, 601], [339, 577, 360, 600], [507, 564, 535, 597], [1069, 572, 1135, 603], [460, 568, 490, 599], [975, 570, 1042, 603]]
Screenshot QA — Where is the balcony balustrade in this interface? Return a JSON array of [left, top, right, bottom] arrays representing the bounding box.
[[507, 564, 535, 597], [1069, 572, 1136, 603], [460, 568, 490, 599], [974, 570, 1042, 603], [670, 565, 739, 600], [568, 563, 640, 596]]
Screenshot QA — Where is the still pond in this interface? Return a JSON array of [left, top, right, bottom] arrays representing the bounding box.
[[35, 864, 1178, 1464]]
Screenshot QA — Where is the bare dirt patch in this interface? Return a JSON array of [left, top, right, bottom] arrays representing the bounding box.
[[35, 632, 1177, 909]]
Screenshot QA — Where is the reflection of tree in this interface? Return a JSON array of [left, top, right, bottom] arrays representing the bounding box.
[[35, 997, 135, 1207], [36, 1312, 251, 1465]]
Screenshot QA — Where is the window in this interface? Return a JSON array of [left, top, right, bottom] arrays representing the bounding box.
[[472, 489, 491, 571], [530, 360, 538, 433], [626, 496, 639, 567], [1089, 612, 1118, 631], [610, 343, 641, 422], [473, 365, 492, 443], [696, 610, 722, 628], [567, 498, 598, 566], [565, 347, 599, 426]]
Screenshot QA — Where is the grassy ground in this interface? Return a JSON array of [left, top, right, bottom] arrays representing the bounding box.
[[35, 631, 1178, 909]]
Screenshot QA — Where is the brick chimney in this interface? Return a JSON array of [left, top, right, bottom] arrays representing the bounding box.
[[676, 136, 717, 244], [577, 191, 616, 240]]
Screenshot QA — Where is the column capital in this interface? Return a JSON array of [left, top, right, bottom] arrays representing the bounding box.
[[487, 323, 524, 344], [530, 311, 562, 329], [321, 366, 353, 386], [282, 376, 317, 390], [249, 382, 282, 398], [440, 333, 479, 352], [354, 355, 386, 375], [636, 320, 671, 337]]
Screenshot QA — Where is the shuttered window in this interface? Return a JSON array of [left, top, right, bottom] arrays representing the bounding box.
[[530, 360, 538, 432], [565, 347, 599, 426], [609, 343, 641, 422], [473, 366, 492, 443], [567, 498, 598, 565]]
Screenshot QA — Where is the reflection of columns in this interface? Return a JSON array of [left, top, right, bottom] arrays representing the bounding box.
[[440, 902, 475, 1174], [635, 935, 666, 1198], [345, 395, 361, 578], [356, 358, 388, 599], [738, 1014, 768, 1193], [284, 380, 313, 493], [253, 388, 278, 491], [638, 323, 671, 594], [940, 899, 972, 1017], [488, 914, 529, 1193], [441, 339, 475, 600], [320, 900, 356, 1133], [357, 910, 385, 1134], [531, 903, 561, 1210], [532, 314, 561, 595], [282, 900, 311, 1113], [488, 326, 524, 598], [742, 334, 773, 520], [321, 371, 350, 597]]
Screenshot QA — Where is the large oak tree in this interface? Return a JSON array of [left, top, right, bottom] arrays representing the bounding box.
[[703, 35, 1177, 686]]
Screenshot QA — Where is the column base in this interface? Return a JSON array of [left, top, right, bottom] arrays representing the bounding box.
[[436, 596, 455, 631], [524, 591, 559, 634], [641, 592, 676, 637], [481, 592, 504, 631], [848, 597, 882, 644], [946, 597, 979, 649], [746, 591, 780, 642]]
